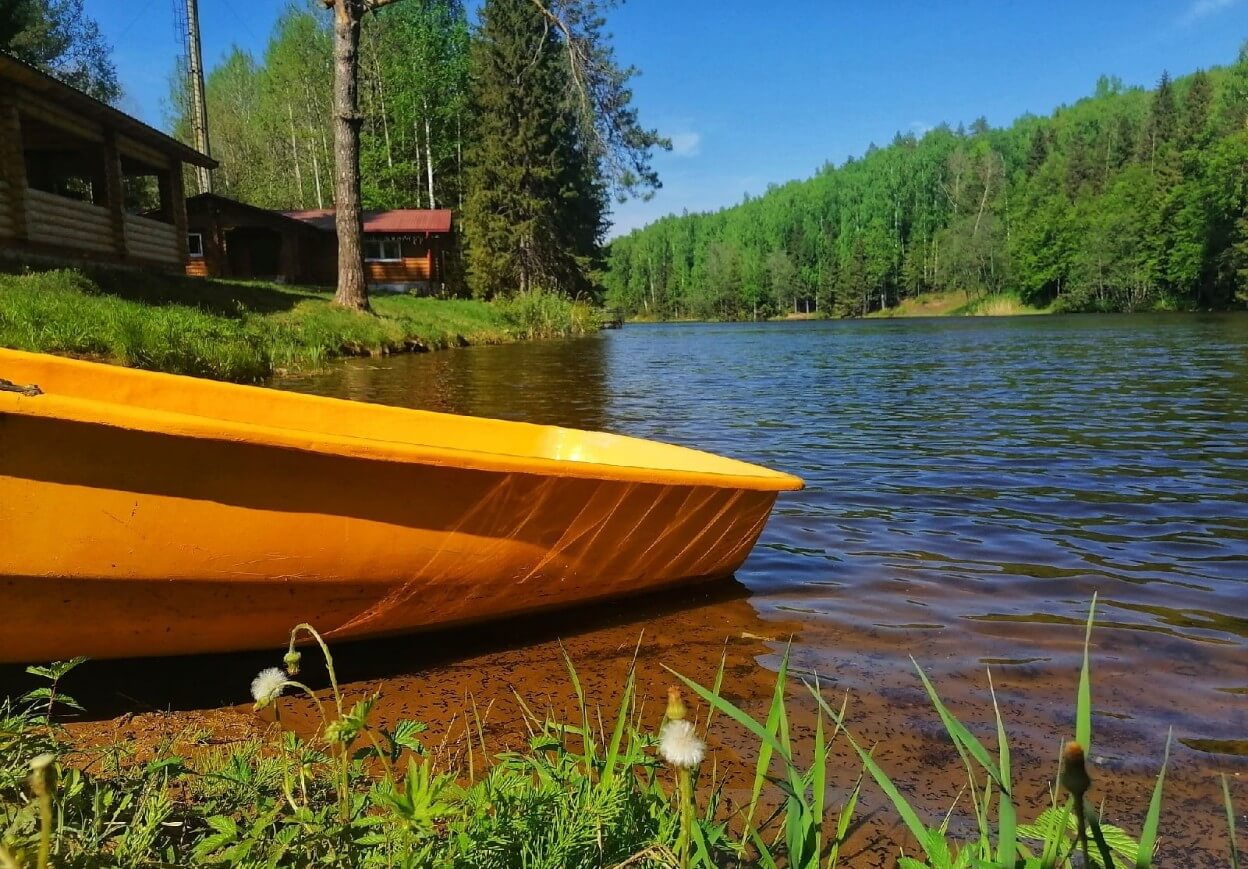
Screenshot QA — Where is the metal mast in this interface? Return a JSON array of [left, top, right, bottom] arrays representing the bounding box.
[[177, 0, 213, 193]]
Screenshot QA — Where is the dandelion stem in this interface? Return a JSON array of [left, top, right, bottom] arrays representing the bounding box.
[[676, 766, 693, 869]]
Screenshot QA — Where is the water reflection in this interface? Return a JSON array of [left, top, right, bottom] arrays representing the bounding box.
[[283, 335, 610, 431]]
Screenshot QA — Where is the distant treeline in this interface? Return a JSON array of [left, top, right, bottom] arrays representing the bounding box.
[[605, 45, 1248, 319]]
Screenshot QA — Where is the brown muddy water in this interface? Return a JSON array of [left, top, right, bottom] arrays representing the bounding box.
[[13, 315, 1248, 863]]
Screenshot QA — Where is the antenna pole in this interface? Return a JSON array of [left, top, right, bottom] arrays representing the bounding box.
[[185, 0, 213, 194]]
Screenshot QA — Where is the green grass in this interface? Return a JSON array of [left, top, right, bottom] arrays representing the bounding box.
[[868, 291, 1050, 319], [949, 292, 1051, 317], [1, 602, 1234, 868], [0, 264, 600, 382]]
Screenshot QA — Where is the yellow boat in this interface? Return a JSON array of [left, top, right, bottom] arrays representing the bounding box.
[[0, 348, 802, 662]]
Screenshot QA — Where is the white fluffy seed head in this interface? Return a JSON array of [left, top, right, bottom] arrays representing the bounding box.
[[250, 667, 287, 708], [659, 719, 705, 769]]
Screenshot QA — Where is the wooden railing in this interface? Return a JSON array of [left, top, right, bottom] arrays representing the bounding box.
[[24, 188, 114, 255], [124, 213, 180, 265]]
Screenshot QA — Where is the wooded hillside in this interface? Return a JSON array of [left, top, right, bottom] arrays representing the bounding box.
[[605, 46, 1248, 318]]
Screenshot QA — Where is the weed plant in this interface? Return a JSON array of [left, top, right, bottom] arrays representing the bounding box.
[[0, 600, 1238, 867]]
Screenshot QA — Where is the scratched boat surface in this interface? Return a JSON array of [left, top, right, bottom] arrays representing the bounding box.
[[0, 348, 802, 662]]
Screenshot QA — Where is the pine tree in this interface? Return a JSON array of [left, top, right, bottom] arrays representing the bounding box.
[[464, 0, 597, 297], [1141, 71, 1179, 165], [1181, 69, 1214, 150]]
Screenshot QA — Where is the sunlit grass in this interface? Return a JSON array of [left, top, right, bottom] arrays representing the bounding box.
[[0, 266, 599, 382], [951, 292, 1051, 317]]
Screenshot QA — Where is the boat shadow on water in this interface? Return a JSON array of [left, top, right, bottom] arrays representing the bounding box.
[[0, 576, 790, 723]]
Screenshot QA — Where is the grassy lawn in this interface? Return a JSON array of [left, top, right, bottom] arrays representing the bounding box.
[[0, 264, 599, 382]]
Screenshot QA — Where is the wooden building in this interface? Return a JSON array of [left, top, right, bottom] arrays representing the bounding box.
[[183, 193, 335, 284], [0, 53, 215, 270], [285, 208, 453, 292]]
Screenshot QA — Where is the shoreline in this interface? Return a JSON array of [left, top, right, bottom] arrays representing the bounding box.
[[0, 263, 601, 383]]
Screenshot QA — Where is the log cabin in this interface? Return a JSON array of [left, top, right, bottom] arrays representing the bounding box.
[[285, 208, 453, 293], [0, 53, 215, 270], [183, 193, 336, 284]]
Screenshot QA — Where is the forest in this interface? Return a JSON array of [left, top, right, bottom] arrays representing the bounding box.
[[605, 47, 1248, 319], [164, 0, 663, 300]]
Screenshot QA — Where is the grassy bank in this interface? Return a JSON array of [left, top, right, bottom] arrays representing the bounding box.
[[2, 602, 1234, 867], [868, 291, 1051, 318], [0, 265, 600, 382]]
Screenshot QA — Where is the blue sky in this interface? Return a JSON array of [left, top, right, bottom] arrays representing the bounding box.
[[88, 0, 1248, 235]]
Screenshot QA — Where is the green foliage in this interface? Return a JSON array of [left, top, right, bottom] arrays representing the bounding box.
[[463, 0, 607, 300], [606, 43, 1248, 319], [496, 288, 603, 338], [0, 606, 1230, 867], [0, 264, 598, 381], [169, 1, 469, 214], [0, 0, 120, 102]]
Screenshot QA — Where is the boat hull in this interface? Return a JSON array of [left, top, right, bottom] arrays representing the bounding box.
[[1, 390, 781, 662]]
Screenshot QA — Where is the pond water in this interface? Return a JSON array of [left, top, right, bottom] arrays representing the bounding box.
[[284, 315, 1248, 861], [53, 315, 1248, 863]]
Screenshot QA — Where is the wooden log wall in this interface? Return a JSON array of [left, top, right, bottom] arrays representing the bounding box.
[[124, 214, 180, 266], [0, 178, 12, 238], [364, 240, 433, 283], [0, 87, 27, 241], [25, 188, 115, 255]]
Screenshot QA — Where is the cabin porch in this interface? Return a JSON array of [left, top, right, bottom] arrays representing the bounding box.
[[0, 54, 214, 271]]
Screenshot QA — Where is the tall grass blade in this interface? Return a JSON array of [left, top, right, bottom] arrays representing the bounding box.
[[704, 646, 728, 733], [805, 682, 941, 862], [1077, 594, 1097, 755], [559, 642, 595, 772], [1225, 775, 1240, 869], [1136, 729, 1171, 868], [912, 659, 1005, 787], [987, 669, 1017, 866], [811, 692, 827, 865], [601, 661, 636, 786]]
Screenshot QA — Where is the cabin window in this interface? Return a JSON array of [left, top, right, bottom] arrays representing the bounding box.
[[364, 239, 402, 262], [187, 232, 204, 258]]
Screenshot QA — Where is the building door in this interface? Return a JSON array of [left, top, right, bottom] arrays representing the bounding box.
[[225, 227, 283, 279]]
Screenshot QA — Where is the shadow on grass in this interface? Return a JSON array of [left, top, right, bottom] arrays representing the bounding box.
[[0, 256, 328, 317]]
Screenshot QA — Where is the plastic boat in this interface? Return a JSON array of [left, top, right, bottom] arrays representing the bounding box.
[[0, 348, 802, 661]]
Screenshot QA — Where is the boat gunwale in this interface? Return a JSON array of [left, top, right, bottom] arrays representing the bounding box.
[[0, 354, 804, 493]]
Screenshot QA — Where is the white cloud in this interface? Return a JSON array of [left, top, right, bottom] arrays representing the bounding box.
[[668, 132, 702, 158], [1183, 0, 1242, 23], [910, 120, 932, 136]]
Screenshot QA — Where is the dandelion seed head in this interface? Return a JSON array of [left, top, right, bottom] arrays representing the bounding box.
[[251, 667, 287, 709], [659, 719, 705, 769]]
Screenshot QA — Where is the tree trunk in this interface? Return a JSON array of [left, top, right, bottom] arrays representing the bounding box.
[[331, 0, 369, 311], [310, 140, 325, 209], [287, 103, 305, 207], [424, 102, 436, 208]]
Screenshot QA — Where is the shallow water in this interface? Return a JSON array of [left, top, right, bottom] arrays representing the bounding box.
[[35, 315, 1248, 862], [285, 315, 1248, 860]]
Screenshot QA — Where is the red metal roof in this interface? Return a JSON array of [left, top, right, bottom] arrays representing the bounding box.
[[284, 208, 453, 234]]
